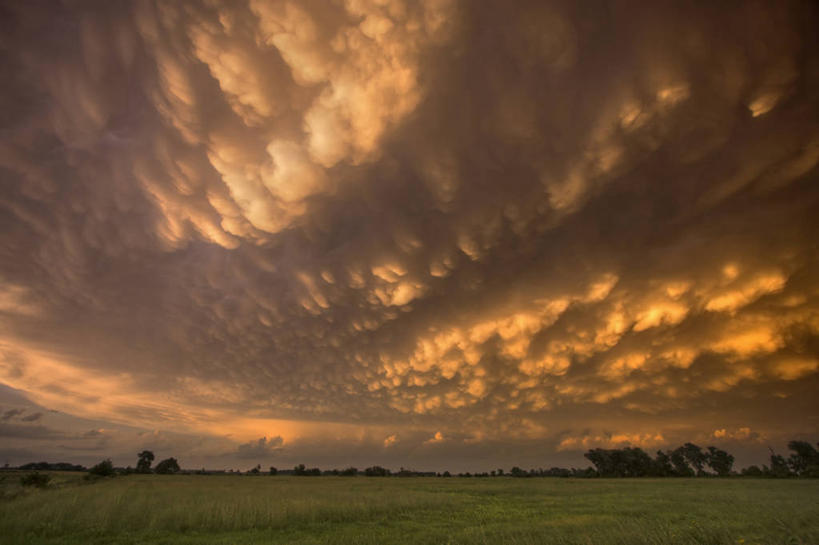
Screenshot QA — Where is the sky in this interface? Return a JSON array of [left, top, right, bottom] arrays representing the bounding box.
[[0, 0, 817, 473]]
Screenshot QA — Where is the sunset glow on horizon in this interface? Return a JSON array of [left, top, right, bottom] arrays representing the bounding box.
[[0, 0, 817, 471]]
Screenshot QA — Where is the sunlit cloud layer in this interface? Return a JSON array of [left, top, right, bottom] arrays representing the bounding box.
[[0, 0, 817, 470]]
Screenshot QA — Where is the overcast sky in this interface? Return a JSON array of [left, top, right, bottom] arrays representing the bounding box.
[[1, 0, 817, 472]]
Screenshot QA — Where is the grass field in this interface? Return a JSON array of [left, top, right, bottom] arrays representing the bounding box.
[[0, 472, 817, 545]]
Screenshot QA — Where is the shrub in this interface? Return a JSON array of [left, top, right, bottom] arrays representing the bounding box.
[[155, 457, 181, 474], [20, 472, 51, 488], [293, 463, 321, 476], [88, 459, 115, 477]]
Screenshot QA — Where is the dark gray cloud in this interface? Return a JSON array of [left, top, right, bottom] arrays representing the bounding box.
[[235, 436, 284, 460], [0, 0, 817, 470], [0, 422, 67, 440], [1, 409, 24, 421], [21, 412, 42, 422]]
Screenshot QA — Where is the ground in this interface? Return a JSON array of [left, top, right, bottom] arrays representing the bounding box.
[[1, 472, 817, 544]]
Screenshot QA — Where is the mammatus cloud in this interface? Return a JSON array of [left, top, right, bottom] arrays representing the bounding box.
[[1, 409, 25, 421], [0, 0, 817, 470]]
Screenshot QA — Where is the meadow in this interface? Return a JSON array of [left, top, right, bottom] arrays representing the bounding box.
[[0, 472, 817, 545]]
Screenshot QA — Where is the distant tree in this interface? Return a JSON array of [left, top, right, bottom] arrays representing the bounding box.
[[510, 466, 528, 477], [706, 446, 734, 476], [572, 466, 597, 478], [545, 467, 571, 478], [154, 457, 180, 474], [249, 464, 261, 475], [653, 450, 674, 477], [269, 466, 278, 476], [741, 465, 764, 477], [18, 462, 85, 472], [786, 441, 819, 477], [442, 470, 451, 477], [768, 451, 792, 478], [89, 459, 115, 477], [497, 468, 504, 476], [136, 450, 154, 474], [339, 467, 357, 476], [364, 465, 390, 477], [622, 447, 655, 477], [670, 447, 694, 477], [583, 450, 611, 476], [584, 447, 654, 477], [293, 463, 320, 476], [679, 443, 708, 476]]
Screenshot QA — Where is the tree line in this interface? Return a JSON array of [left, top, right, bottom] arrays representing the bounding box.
[[253, 440, 819, 479], [8, 440, 819, 482], [83, 450, 181, 477]]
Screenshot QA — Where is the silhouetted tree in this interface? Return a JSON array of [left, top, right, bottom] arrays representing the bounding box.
[[572, 466, 597, 478], [653, 450, 675, 477], [768, 451, 792, 478], [680, 443, 708, 476], [154, 457, 180, 474], [18, 462, 85, 471], [622, 447, 654, 477], [741, 465, 764, 477], [364, 465, 390, 476], [136, 450, 154, 474], [269, 466, 278, 476], [584, 447, 654, 477], [545, 467, 572, 477], [706, 446, 734, 476], [89, 459, 115, 477], [584, 450, 611, 476], [293, 463, 320, 476], [786, 440, 819, 477], [670, 446, 694, 476]]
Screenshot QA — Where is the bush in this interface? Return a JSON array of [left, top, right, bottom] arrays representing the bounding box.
[[741, 465, 764, 477], [293, 463, 321, 476], [20, 472, 51, 488], [155, 457, 181, 474], [88, 459, 115, 477]]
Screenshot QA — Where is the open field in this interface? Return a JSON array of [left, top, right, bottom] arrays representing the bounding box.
[[1, 472, 817, 545]]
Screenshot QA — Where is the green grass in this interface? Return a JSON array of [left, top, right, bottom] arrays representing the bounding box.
[[0, 472, 817, 544]]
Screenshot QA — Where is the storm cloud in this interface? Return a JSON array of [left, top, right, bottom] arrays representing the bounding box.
[[0, 0, 817, 470]]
